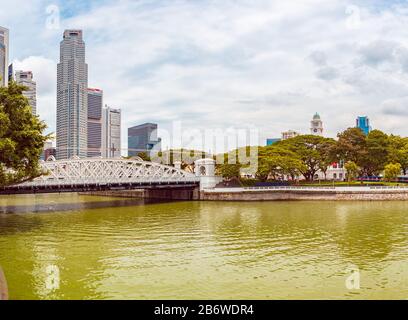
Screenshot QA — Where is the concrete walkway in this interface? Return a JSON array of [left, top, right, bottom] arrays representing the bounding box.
[[204, 186, 408, 193]]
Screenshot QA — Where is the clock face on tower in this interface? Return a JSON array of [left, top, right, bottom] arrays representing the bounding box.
[[314, 128, 318, 133]]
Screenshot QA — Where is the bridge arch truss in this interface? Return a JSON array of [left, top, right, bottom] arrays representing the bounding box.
[[13, 158, 200, 190]]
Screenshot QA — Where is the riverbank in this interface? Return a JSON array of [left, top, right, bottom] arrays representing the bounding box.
[[201, 186, 408, 201], [82, 186, 408, 201]]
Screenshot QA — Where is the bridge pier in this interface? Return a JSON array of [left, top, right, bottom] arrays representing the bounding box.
[[81, 186, 200, 200], [144, 187, 200, 200]]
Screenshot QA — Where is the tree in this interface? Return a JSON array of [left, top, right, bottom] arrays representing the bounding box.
[[276, 135, 336, 181], [0, 81, 49, 186], [218, 163, 242, 180], [331, 128, 367, 165], [387, 135, 408, 175], [137, 152, 151, 161], [361, 130, 389, 176], [384, 163, 402, 182], [256, 146, 306, 181], [344, 161, 359, 182]]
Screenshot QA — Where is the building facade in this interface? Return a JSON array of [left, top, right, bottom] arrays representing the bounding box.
[[0, 26, 9, 87], [282, 130, 300, 140], [56, 30, 88, 160], [41, 141, 54, 161], [356, 116, 371, 135], [266, 138, 281, 146], [15, 71, 37, 115], [102, 105, 121, 158], [310, 113, 323, 136], [128, 123, 161, 157], [87, 88, 103, 157], [8, 63, 13, 83]]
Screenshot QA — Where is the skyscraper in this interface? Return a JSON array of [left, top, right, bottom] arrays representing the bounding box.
[[356, 116, 371, 136], [8, 63, 13, 83], [0, 26, 9, 87], [87, 88, 103, 157], [102, 105, 121, 158], [56, 30, 88, 159], [128, 123, 161, 157], [15, 71, 37, 115], [310, 113, 323, 136]]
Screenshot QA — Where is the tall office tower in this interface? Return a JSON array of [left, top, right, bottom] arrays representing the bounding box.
[[8, 64, 13, 83], [87, 88, 103, 157], [56, 30, 88, 160], [356, 116, 371, 136], [102, 105, 121, 158], [0, 26, 9, 87], [128, 123, 162, 157], [310, 113, 323, 136], [15, 71, 37, 115]]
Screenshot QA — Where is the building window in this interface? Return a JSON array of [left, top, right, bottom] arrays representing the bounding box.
[[200, 166, 206, 176]]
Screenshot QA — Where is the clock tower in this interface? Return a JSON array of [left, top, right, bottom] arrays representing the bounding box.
[[310, 113, 323, 136]]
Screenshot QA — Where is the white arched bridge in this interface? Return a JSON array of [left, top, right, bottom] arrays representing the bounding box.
[[1, 158, 200, 194]]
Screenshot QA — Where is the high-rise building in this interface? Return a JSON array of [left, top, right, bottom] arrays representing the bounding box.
[[128, 123, 161, 157], [40, 141, 55, 161], [356, 116, 371, 135], [8, 63, 13, 83], [87, 88, 103, 157], [102, 105, 121, 158], [0, 26, 9, 87], [266, 138, 281, 146], [282, 130, 300, 140], [15, 71, 37, 115], [56, 30, 88, 160], [310, 113, 323, 136]]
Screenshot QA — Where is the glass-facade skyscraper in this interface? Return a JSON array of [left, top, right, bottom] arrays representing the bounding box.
[[356, 116, 371, 135], [56, 30, 88, 159], [87, 88, 103, 157], [0, 26, 9, 87], [128, 123, 161, 157]]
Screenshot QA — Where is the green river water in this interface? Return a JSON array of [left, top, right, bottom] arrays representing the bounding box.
[[0, 193, 407, 300]]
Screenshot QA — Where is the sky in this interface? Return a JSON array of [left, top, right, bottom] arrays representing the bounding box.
[[2, 0, 408, 153]]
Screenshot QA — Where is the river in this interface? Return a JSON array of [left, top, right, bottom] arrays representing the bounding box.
[[0, 193, 407, 300]]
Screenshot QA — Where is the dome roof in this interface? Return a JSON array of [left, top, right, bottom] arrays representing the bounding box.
[[313, 113, 321, 120]]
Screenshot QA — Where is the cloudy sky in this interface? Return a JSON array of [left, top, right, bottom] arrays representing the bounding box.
[[2, 0, 408, 152]]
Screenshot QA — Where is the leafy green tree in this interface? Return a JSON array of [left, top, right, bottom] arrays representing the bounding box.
[[276, 135, 335, 181], [137, 151, 151, 161], [384, 163, 402, 182], [387, 135, 408, 175], [217, 163, 242, 180], [256, 146, 306, 181], [344, 161, 359, 182], [331, 128, 367, 165], [362, 130, 389, 176], [0, 81, 49, 186]]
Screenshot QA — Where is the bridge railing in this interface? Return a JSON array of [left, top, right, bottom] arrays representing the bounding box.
[[242, 186, 336, 190]]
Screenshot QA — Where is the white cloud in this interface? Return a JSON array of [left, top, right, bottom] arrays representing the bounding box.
[[4, 0, 408, 151], [13, 56, 57, 134]]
